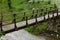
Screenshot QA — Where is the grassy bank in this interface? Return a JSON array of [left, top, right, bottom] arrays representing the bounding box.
[[25, 22, 47, 35], [0, 0, 56, 38], [0, 0, 55, 36], [0, 0, 55, 25]]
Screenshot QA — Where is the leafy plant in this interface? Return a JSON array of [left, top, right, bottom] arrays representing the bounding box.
[[25, 22, 47, 35]]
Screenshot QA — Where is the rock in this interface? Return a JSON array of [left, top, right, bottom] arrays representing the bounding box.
[[2, 29, 46, 40]]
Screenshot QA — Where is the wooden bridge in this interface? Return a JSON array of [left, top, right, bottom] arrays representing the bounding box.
[[0, 8, 59, 34]]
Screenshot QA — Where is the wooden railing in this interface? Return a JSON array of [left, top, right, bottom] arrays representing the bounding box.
[[0, 8, 58, 34]]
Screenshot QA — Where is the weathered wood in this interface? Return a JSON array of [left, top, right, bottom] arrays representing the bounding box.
[[44, 12, 46, 20], [0, 21, 3, 31], [26, 16, 28, 26], [0, 12, 3, 32], [13, 14, 17, 30], [35, 14, 38, 23]]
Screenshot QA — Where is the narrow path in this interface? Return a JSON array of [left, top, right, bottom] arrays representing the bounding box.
[[2, 29, 46, 40]]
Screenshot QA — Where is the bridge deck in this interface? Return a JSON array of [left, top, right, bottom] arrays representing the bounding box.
[[1, 13, 60, 32]]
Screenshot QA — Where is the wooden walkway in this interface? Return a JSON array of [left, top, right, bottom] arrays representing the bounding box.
[[1, 12, 60, 33]]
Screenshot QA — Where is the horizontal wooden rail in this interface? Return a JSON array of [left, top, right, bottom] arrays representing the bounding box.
[[0, 8, 58, 34], [0, 12, 59, 34], [0, 0, 59, 34]]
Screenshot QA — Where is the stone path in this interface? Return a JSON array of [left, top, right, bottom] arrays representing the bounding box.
[[2, 29, 46, 40]]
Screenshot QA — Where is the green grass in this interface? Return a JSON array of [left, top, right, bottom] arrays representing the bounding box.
[[0, 1, 59, 40], [0, 0, 57, 39], [0, 0, 55, 24], [0, 0, 55, 35], [25, 22, 47, 35], [46, 37, 56, 40], [0, 32, 3, 40], [0, 32, 2, 38]]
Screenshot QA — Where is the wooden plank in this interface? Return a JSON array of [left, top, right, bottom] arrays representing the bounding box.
[[2, 13, 60, 31]]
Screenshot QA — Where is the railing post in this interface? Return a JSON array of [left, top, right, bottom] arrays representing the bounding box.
[[36, 8, 39, 17], [35, 14, 38, 24], [26, 16, 28, 26], [44, 12, 46, 20], [0, 20, 3, 32], [46, 8, 49, 19], [48, 11, 50, 19], [46, 8, 48, 13], [39, 9, 43, 16], [31, 9, 34, 18], [22, 12, 26, 20], [53, 11, 54, 19], [13, 14, 17, 30], [57, 8, 58, 16], [0, 13, 3, 32], [0, 21, 3, 31]]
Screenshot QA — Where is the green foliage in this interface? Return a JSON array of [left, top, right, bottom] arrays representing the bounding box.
[[0, 32, 3, 38], [0, 0, 57, 36], [0, 0, 59, 40], [0, 1, 59, 40], [0, 32, 3, 40], [25, 22, 47, 35], [46, 37, 57, 40], [0, 0, 55, 23]]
